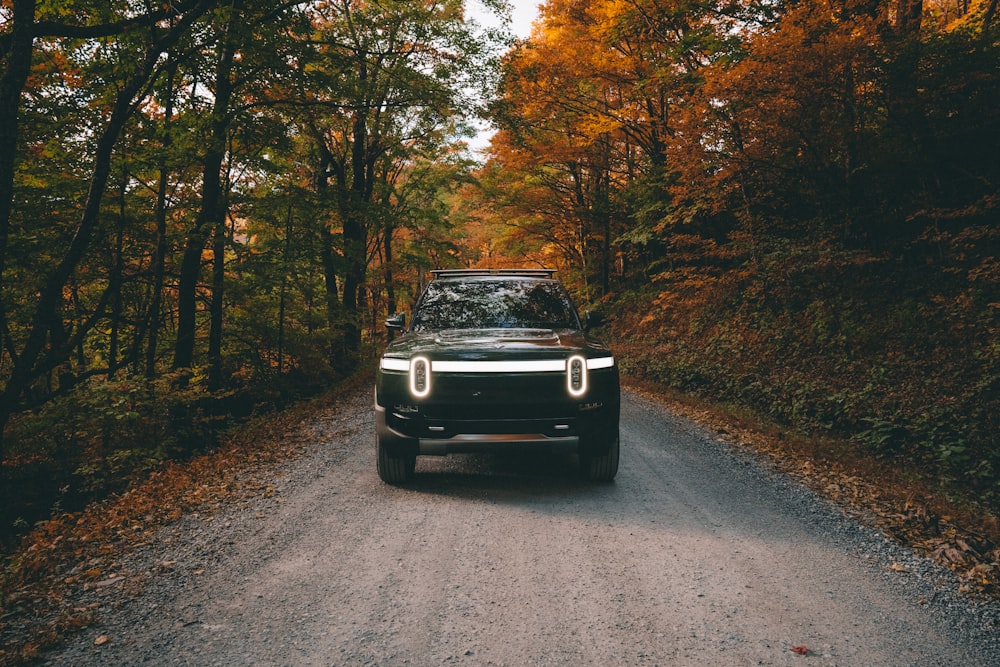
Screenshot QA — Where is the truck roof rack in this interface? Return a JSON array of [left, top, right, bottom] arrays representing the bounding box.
[[430, 268, 557, 278]]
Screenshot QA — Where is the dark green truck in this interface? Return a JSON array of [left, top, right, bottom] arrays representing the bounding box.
[[375, 269, 620, 484]]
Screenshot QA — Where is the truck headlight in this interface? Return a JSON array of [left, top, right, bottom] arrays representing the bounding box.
[[410, 356, 431, 398], [567, 355, 587, 397]]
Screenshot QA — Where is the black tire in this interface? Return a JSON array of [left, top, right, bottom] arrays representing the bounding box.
[[582, 435, 620, 482], [377, 435, 414, 484]]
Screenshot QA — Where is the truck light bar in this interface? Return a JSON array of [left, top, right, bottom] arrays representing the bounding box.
[[430, 268, 556, 278]]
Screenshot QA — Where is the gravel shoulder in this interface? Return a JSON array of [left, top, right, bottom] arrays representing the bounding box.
[[39, 385, 1000, 666]]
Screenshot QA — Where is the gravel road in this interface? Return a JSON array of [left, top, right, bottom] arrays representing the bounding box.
[[41, 384, 1000, 666]]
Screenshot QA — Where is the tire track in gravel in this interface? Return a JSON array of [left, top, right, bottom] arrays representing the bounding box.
[[41, 386, 1000, 666]]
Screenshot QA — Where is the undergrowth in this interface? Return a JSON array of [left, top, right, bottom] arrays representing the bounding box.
[[0, 365, 340, 551], [611, 235, 1000, 515]]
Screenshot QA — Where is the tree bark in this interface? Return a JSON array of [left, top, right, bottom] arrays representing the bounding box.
[[985, 0, 998, 32], [384, 218, 396, 314], [0, 2, 37, 477], [0, 0, 36, 310], [340, 111, 370, 363], [146, 55, 176, 378], [173, 2, 240, 373], [109, 156, 127, 378], [277, 205, 293, 374], [311, 134, 344, 366], [207, 176, 228, 391]]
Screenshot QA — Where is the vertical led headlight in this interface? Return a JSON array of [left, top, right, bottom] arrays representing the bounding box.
[[410, 356, 431, 398], [567, 355, 587, 397]]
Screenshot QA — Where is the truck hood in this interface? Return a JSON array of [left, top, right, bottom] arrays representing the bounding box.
[[383, 328, 610, 361]]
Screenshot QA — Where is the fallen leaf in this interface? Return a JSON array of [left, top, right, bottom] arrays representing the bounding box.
[[889, 562, 910, 573], [791, 645, 809, 655], [94, 635, 110, 646], [92, 576, 122, 588]]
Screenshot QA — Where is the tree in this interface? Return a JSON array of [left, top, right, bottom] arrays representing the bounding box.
[[0, 0, 217, 482], [153, 0, 311, 388], [0, 0, 509, 529], [295, 0, 501, 363]]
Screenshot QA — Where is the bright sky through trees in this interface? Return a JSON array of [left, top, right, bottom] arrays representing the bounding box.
[[470, 0, 537, 39], [507, 0, 538, 38], [467, 0, 538, 152]]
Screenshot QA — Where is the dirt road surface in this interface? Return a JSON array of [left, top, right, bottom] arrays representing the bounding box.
[[42, 385, 1000, 666]]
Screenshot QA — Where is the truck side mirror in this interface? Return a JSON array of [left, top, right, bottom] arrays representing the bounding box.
[[584, 310, 605, 329], [386, 312, 406, 331]]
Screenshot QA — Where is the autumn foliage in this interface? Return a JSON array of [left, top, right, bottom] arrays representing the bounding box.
[[482, 0, 1000, 516], [1, 0, 999, 641], [0, 1, 501, 543], [1, 1, 999, 658]]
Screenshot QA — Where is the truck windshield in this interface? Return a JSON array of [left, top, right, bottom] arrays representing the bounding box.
[[410, 279, 580, 331]]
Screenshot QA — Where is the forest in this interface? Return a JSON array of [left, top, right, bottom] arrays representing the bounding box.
[[0, 0, 998, 563]]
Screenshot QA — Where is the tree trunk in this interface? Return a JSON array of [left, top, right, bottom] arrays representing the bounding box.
[[277, 205, 293, 374], [341, 213, 365, 356], [173, 3, 240, 372], [311, 137, 344, 366], [0, 1, 37, 487], [146, 55, 176, 379], [340, 112, 370, 362], [384, 216, 396, 341], [207, 187, 228, 391], [109, 157, 127, 378], [319, 224, 342, 362], [896, 0, 923, 34], [0, 0, 36, 312], [985, 0, 998, 32]]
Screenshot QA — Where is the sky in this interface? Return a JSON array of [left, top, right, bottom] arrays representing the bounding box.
[[470, 0, 540, 40], [465, 1, 541, 153], [508, 0, 541, 39]]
